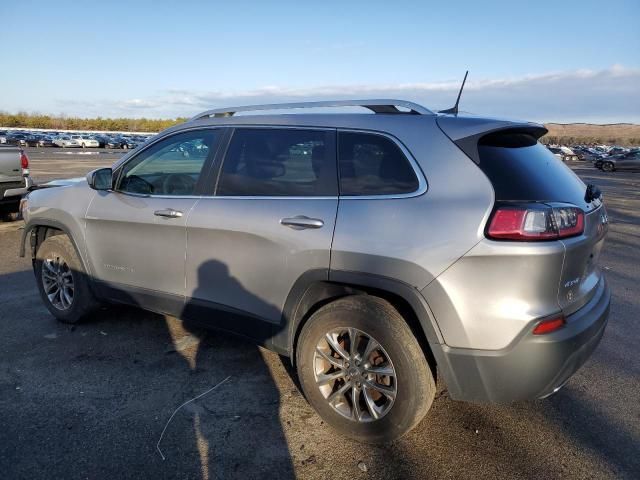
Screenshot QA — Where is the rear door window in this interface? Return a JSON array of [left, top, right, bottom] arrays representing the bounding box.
[[216, 128, 337, 196], [338, 131, 419, 196], [477, 132, 591, 210]]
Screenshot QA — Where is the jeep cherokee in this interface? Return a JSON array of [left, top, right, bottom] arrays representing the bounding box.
[[20, 100, 610, 443]]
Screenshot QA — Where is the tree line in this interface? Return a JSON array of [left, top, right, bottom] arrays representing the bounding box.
[[0, 111, 186, 133], [541, 135, 640, 146], [2, 111, 639, 145]]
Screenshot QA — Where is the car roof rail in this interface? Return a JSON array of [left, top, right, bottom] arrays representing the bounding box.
[[189, 99, 434, 121]]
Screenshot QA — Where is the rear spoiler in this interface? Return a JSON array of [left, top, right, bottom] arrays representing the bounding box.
[[436, 116, 547, 164]]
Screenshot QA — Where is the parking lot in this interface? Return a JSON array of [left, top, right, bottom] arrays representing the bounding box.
[[1, 150, 639, 479]]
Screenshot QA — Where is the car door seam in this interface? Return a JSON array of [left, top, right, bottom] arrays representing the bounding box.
[[183, 198, 201, 298], [82, 189, 98, 277]]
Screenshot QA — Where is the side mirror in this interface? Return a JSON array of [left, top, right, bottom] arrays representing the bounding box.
[[86, 168, 113, 191]]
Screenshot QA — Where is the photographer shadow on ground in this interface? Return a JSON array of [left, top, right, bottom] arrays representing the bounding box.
[[126, 259, 295, 479]]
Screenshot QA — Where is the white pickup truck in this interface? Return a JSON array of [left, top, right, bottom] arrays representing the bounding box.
[[0, 146, 33, 220]]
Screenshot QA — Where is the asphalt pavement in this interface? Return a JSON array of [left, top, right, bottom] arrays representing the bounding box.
[[0, 152, 638, 479]]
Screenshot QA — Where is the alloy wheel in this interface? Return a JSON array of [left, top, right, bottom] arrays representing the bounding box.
[[313, 327, 397, 422], [41, 255, 74, 310]]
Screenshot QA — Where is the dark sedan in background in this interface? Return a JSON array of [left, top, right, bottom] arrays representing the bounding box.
[[598, 150, 640, 171]]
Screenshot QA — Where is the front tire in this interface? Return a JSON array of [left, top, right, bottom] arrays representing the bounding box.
[[602, 161, 615, 172], [35, 235, 99, 324], [296, 295, 435, 444]]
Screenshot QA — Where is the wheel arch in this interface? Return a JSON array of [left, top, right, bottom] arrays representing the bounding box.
[[21, 220, 88, 271], [284, 270, 445, 380]]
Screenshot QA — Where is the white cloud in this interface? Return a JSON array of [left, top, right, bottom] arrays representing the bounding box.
[[119, 98, 161, 109], [58, 66, 640, 123]]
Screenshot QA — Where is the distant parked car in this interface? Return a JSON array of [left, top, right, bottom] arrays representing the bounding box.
[[607, 147, 629, 156], [19, 134, 42, 148], [105, 136, 139, 149], [5, 133, 28, 146], [90, 135, 110, 148], [37, 136, 57, 148], [122, 138, 141, 150], [577, 148, 600, 162], [561, 146, 579, 161], [70, 135, 99, 148], [6, 132, 40, 147], [53, 136, 81, 148], [548, 146, 579, 162], [547, 146, 564, 160], [105, 136, 126, 149], [599, 151, 640, 172]]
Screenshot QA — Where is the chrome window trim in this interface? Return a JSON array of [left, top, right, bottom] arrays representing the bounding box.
[[210, 126, 427, 200], [198, 196, 339, 201], [110, 191, 205, 200], [112, 125, 427, 201]]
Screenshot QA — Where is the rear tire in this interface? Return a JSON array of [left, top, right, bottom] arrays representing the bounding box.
[[35, 234, 100, 324], [296, 295, 435, 444], [602, 161, 615, 172]]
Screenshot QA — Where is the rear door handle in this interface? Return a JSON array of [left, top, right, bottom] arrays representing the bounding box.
[[280, 215, 324, 230], [154, 208, 183, 218]]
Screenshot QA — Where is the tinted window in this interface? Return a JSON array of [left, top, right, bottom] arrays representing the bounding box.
[[477, 132, 590, 209], [118, 129, 218, 196], [216, 128, 336, 196], [338, 132, 419, 195]]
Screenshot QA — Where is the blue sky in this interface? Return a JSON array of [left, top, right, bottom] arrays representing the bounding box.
[[1, 0, 639, 122]]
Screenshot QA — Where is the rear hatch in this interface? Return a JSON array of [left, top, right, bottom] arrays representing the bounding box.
[[438, 117, 607, 316]]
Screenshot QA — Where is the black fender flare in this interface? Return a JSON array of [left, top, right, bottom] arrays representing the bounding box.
[[20, 219, 90, 273], [275, 269, 445, 360]]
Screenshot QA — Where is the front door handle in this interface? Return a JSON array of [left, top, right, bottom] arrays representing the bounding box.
[[280, 215, 324, 230], [154, 208, 183, 218]]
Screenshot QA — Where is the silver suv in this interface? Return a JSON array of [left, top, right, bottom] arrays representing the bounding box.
[[20, 100, 610, 443]]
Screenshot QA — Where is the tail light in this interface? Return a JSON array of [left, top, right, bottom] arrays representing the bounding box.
[[487, 204, 584, 241], [532, 315, 565, 335], [20, 151, 30, 176]]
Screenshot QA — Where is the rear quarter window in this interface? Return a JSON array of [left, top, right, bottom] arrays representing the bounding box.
[[338, 132, 419, 196]]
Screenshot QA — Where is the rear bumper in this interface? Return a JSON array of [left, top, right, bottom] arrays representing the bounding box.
[[1, 177, 33, 201], [435, 277, 610, 403]]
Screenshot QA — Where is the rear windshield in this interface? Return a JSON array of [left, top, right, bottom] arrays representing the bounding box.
[[477, 132, 591, 210]]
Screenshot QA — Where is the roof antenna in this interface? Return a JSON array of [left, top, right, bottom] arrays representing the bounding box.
[[439, 70, 469, 115]]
